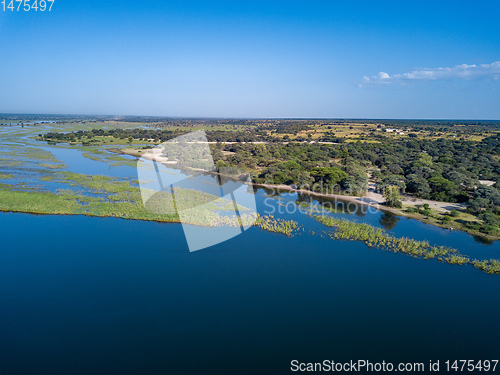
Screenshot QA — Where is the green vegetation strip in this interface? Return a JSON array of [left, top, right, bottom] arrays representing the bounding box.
[[0, 171, 257, 227], [0, 184, 178, 223], [81, 149, 137, 167], [255, 215, 300, 236], [40, 163, 67, 170], [315, 216, 500, 275]]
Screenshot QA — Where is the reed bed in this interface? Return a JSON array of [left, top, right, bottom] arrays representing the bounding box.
[[0, 172, 259, 228], [15, 147, 60, 162], [40, 163, 67, 170], [471, 259, 500, 274], [180, 208, 257, 227], [79, 149, 137, 167], [315, 216, 500, 275], [255, 215, 300, 236]]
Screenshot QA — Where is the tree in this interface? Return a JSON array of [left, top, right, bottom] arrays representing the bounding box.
[[472, 186, 500, 207], [415, 152, 433, 168], [440, 215, 452, 224], [383, 185, 402, 208], [407, 174, 431, 197], [478, 211, 499, 234], [479, 211, 499, 226], [296, 171, 314, 189], [372, 169, 383, 180], [311, 167, 348, 185], [342, 175, 368, 196], [377, 174, 406, 193], [445, 170, 469, 187], [388, 163, 404, 175], [428, 176, 457, 200]]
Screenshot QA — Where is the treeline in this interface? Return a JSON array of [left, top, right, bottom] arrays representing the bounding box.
[[213, 135, 500, 191], [41, 126, 345, 144], [212, 142, 369, 195], [366, 136, 500, 200], [41, 128, 267, 143], [41, 128, 187, 144], [210, 135, 500, 234]]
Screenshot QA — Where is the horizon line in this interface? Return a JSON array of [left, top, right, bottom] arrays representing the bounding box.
[[1, 112, 500, 122]]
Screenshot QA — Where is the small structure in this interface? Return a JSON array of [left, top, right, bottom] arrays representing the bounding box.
[[479, 180, 496, 187]]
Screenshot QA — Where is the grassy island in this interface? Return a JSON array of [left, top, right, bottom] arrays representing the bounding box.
[[315, 216, 500, 275]]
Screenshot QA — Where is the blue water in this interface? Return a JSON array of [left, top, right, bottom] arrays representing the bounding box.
[[262, 191, 500, 259], [0, 208, 499, 374], [39, 146, 138, 179]]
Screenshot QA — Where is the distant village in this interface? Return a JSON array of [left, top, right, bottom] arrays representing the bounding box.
[[378, 127, 405, 135]]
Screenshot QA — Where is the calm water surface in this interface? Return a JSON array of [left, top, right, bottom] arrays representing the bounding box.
[[1, 206, 499, 374]]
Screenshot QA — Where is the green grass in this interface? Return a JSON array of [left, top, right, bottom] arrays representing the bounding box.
[[15, 147, 59, 162], [80, 149, 138, 167], [0, 158, 21, 167], [40, 163, 67, 170], [0, 183, 177, 222], [472, 259, 500, 274], [315, 215, 500, 275], [255, 215, 301, 236], [0, 170, 257, 227], [0, 184, 239, 225], [403, 207, 498, 241]]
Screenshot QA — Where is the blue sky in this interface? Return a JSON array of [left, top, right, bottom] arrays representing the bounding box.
[[0, 0, 499, 119]]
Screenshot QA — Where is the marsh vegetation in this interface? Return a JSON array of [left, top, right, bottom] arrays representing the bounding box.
[[255, 215, 300, 236], [315, 216, 500, 274]]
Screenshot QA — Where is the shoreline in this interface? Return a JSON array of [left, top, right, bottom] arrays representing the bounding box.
[[0, 184, 496, 242], [252, 182, 498, 242], [115, 147, 463, 213], [110, 148, 496, 242], [115, 147, 497, 242], [252, 182, 401, 214], [0, 207, 180, 224]]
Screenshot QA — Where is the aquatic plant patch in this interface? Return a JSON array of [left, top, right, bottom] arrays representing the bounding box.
[[315, 216, 500, 275]]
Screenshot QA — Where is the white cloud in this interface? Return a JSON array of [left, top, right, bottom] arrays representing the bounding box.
[[361, 61, 500, 85], [378, 72, 390, 79]]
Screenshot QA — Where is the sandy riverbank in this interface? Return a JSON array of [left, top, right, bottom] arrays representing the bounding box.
[[116, 147, 466, 215], [253, 182, 465, 214]]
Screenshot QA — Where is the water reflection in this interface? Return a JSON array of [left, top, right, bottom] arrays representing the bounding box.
[[379, 212, 401, 230]]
